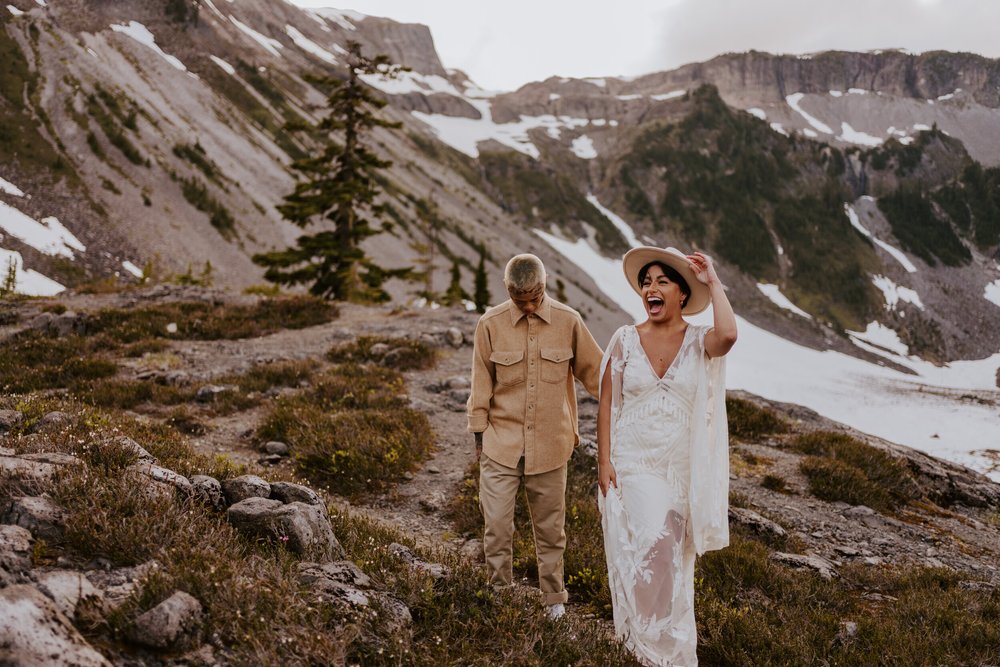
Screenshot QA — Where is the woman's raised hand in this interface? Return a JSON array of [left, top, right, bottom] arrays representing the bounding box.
[[687, 251, 719, 286]]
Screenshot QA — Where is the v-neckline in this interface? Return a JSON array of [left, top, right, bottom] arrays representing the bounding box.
[[635, 324, 689, 381]]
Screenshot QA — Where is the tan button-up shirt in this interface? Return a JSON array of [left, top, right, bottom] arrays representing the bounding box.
[[467, 296, 603, 474]]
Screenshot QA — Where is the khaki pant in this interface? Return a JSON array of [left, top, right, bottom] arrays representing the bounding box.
[[479, 454, 568, 605]]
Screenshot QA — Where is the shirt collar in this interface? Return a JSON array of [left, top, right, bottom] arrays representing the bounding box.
[[508, 294, 552, 325]]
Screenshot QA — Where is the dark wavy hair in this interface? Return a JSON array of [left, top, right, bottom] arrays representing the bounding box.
[[638, 261, 691, 308]]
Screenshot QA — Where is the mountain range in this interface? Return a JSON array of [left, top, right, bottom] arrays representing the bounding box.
[[2, 0, 999, 368]]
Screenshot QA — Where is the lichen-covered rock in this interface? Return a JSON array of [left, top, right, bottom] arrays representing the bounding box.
[[190, 475, 224, 510], [221, 475, 270, 506], [0, 452, 84, 495], [34, 569, 107, 623], [126, 463, 193, 501], [2, 495, 66, 542], [263, 441, 289, 456], [28, 411, 74, 434], [108, 436, 156, 463], [0, 409, 23, 434], [770, 551, 838, 580], [269, 481, 322, 506], [729, 506, 788, 538], [298, 561, 373, 607], [0, 584, 111, 666], [128, 590, 203, 650], [226, 497, 343, 561], [0, 524, 33, 585], [387, 543, 451, 580]]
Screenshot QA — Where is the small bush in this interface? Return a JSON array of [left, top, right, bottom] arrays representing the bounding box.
[[727, 397, 788, 441], [791, 431, 921, 508], [800, 456, 895, 511], [761, 474, 790, 493], [327, 335, 437, 371]]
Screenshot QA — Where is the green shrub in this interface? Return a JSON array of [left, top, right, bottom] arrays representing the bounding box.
[[791, 431, 921, 507], [761, 474, 790, 493], [327, 335, 437, 371], [800, 456, 895, 511], [727, 397, 788, 441], [878, 186, 971, 267]]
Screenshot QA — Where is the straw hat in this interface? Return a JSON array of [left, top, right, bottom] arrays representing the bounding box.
[[621, 246, 711, 315]]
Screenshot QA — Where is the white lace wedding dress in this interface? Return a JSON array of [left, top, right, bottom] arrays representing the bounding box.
[[598, 324, 730, 667]]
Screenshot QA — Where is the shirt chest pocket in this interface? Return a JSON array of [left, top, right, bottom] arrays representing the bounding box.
[[490, 350, 525, 386], [540, 348, 573, 383]]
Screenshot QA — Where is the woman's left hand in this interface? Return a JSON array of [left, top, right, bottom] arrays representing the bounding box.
[[687, 252, 719, 286]]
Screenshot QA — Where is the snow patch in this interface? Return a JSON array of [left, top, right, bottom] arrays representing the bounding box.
[[913, 123, 932, 131], [361, 70, 461, 97], [651, 90, 685, 101], [122, 260, 144, 278], [209, 55, 235, 75], [848, 321, 909, 356], [586, 194, 641, 248], [312, 8, 361, 30], [230, 16, 283, 57], [829, 90, 843, 97], [616, 94, 642, 101], [872, 275, 924, 310], [549, 93, 561, 101], [7, 5, 23, 16], [285, 25, 337, 64], [786, 93, 833, 134], [845, 204, 917, 272], [0, 176, 24, 197], [757, 283, 812, 319], [985, 279, 1000, 308], [770, 122, 789, 136], [412, 98, 588, 159], [847, 88, 868, 95], [838, 121, 883, 147], [110, 21, 187, 71], [746, 107, 767, 120], [570, 135, 597, 159], [0, 202, 86, 258], [0, 248, 64, 296], [801, 128, 818, 138], [584, 77, 606, 88]]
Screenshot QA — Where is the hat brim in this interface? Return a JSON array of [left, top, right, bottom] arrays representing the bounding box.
[[621, 246, 711, 315]]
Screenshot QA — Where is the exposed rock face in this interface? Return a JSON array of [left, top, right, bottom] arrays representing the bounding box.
[[729, 507, 788, 539], [226, 497, 344, 561], [0, 452, 84, 495], [128, 590, 203, 650], [770, 551, 839, 580], [353, 15, 449, 77], [0, 584, 111, 667]]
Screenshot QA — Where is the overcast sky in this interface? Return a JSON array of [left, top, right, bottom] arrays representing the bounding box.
[[289, 0, 1000, 91]]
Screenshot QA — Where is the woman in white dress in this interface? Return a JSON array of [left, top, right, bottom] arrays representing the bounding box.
[[597, 247, 737, 666]]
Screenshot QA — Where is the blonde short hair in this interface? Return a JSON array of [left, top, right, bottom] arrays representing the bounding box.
[[504, 254, 546, 292]]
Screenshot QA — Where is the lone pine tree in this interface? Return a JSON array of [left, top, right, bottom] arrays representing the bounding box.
[[253, 41, 410, 302]]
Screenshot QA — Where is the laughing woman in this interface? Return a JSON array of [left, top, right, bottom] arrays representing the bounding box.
[[597, 247, 737, 667]]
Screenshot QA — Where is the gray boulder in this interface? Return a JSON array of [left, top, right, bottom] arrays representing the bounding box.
[[126, 463, 192, 502], [195, 384, 238, 403], [0, 584, 111, 666], [2, 495, 66, 541], [0, 452, 83, 495], [226, 497, 343, 561], [728, 507, 788, 539], [128, 590, 202, 650], [388, 543, 451, 580], [28, 411, 74, 434], [221, 475, 271, 506], [0, 409, 23, 434], [770, 551, 839, 580], [263, 441, 289, 456], [86, 560, 161, 612], [0, 524, 33, 585], [269, 481, 322, 506], [298, 561, 373, 607], [190, 475, 224, 510], [445, 327, 464, 348], [108, 436, 156, 463], [34, 569, 107, 623]]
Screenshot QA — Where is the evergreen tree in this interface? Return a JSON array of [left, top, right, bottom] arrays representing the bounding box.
[[442, 258, 470, 306], [473, 245, 490, 313], [253, 41, 409, 302]]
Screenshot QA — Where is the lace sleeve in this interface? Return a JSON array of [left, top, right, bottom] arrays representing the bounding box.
[[599, 326, 629, 427]]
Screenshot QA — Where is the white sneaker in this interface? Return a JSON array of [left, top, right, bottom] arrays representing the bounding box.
[[546, 603, 566, 620]]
